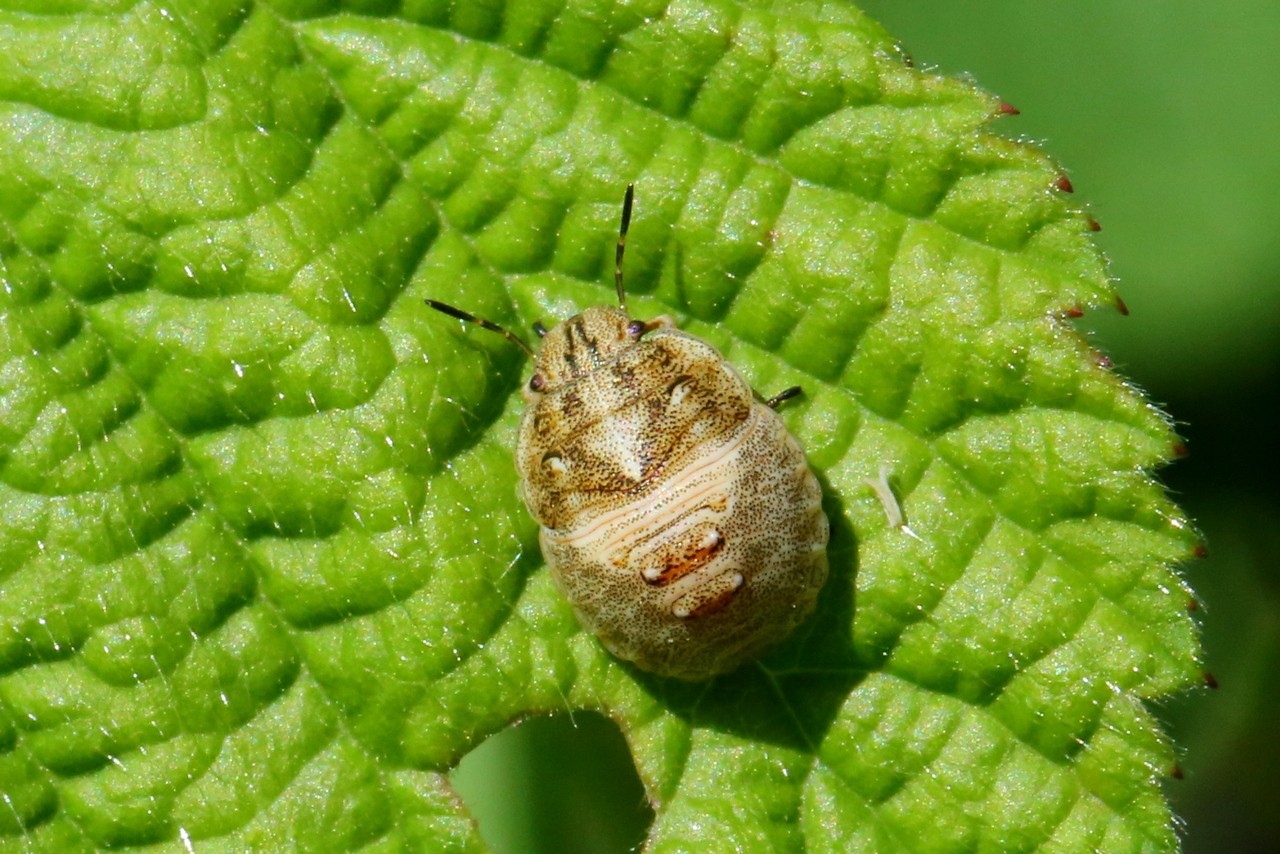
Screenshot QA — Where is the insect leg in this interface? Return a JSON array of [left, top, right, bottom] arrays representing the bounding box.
[[764, 386, 803, 409]]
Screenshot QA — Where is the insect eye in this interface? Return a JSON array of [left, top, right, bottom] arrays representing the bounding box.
[[626, 320, 646, 338], [529, 373, 545, 392], [533, 320, 548, 338]]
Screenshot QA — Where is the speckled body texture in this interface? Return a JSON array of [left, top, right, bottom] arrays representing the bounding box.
[[516, 305, 828, 680]]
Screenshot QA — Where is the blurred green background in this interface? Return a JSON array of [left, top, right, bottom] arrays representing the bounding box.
[[451, 3, 1280, 851]]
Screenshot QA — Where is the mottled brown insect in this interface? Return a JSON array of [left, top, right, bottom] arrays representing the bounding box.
[[427, 187, 828, 679]]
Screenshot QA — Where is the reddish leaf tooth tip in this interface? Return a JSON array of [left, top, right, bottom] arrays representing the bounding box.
[[1193, 543, 1209, 559], [1054, 175, 1075, 193], [996, 100, 1020, 115], [1087, 216, 1102, 232], [1114, 295, 1130, 315], [1171, 764, 1185, 780], [1065, 305, 1085, 318], [1186, 597, 1200, 613], [1203, 671, 1219, 690], [1091, 350, 1113, 369], [1172, 442, 1190, 459]]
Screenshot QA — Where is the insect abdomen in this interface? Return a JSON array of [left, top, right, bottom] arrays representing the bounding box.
[[537, 400, 828, 680]]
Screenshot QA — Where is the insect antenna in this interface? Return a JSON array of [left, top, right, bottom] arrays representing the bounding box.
[[615, 183, 635, 314], [425, 299, 536, 358]]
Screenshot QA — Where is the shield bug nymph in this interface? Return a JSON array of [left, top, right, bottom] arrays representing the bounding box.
[[427, 186, 828, 680]]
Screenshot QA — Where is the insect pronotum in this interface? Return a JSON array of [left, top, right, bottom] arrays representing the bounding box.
[[427, 186, 829, 679]]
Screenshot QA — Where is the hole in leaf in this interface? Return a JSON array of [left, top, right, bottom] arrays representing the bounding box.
[[450, 711, 653, 853]]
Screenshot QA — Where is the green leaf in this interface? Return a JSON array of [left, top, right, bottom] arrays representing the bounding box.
[[0, 1, 1201, 850]]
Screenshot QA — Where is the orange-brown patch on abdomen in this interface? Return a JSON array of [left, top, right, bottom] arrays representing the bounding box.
[[672, 570, 745, 619], [643, 527, 725, 587]]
